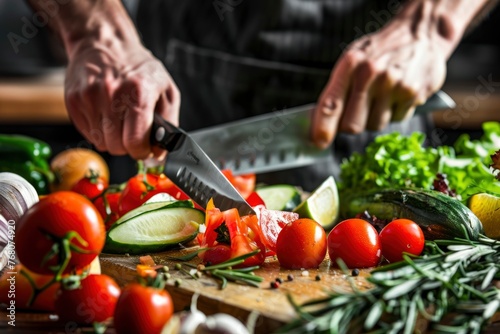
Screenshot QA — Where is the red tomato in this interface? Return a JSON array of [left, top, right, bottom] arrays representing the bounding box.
[[114, 283, 174, 334], [379, 219, 425, 263], [0, 264, 59, 312], [54, 274, 121, 324], [15, 191, 106, 275], [276, 218, 327, 269], [93, 191, 122, 231], [221, 169, 256, 199], [328, 219, 381, 268], [119, 173, 191, 215], [71, 172, 109, 200]]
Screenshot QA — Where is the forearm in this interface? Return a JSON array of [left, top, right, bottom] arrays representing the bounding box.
[[26, 0, 140, 59], [394, 0, 496, 59]]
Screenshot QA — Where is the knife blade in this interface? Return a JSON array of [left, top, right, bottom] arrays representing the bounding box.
[[190, 90, 456, 175], [151, 114, 255, 216]]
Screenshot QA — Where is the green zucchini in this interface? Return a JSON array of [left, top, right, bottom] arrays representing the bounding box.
[[340, 188, 483, 241]]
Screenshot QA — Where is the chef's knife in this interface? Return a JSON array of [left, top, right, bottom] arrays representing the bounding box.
[[151, 114, 254, 216], [190, 90, 456, 175]]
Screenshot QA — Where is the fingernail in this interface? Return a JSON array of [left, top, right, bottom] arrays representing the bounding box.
[[314, 132, 332, 149]]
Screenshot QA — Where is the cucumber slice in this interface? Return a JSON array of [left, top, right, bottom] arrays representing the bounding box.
[[256, 184, 301, 211], [105, 206, 204, 254], [115, 200, 194, 227], [145, 192, 177, 204]]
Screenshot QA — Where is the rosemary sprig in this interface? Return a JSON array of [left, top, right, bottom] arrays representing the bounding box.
[[278, 233, 500, 334], [172, 249, 264, 289]]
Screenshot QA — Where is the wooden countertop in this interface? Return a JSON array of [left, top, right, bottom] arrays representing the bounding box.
[[0, 69, 69, 124], [1, 71, 499, 130], [2, 247, 500, 333]]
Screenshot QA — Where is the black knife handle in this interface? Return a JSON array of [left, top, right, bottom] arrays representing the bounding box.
[[151, 114, 184, 152]]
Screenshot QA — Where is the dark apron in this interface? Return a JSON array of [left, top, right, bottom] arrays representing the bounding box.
[[137, 0, 432, 191]]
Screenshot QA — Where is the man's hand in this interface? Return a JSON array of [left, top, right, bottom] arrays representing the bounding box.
[[311, 0, 493, 149], [65, 43, 179, 159], [26, 0, 179, 160]]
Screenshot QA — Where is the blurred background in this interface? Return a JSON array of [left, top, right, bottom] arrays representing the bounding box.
[[0, 0, 499, 184]]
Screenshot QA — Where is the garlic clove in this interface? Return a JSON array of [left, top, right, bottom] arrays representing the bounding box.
[[195, 313, 250, 334]]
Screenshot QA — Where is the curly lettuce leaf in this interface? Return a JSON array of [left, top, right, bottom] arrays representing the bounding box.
[[339, 132, 443, 192], [339, 122, 500, 202]]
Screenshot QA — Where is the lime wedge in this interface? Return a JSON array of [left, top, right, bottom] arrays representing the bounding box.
[[467, 192, 500, 239], [293, 176, 339, 230]]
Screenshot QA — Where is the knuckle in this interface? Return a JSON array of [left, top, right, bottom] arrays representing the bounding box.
[[354, 61, 379, 88], [341, 122, 364, 134], [342, 49, 363, 67]]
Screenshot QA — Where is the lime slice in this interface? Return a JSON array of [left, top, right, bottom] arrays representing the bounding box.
[[467, 192, 500, 239], [293, 176, 339, 230], [256, 184, 301, 211], [105, 206, 203, 254]]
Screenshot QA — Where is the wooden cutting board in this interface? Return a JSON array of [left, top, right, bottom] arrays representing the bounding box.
[[99, 244, 373, 333]]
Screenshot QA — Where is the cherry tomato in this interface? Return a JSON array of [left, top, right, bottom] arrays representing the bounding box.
[[328, 218, 381, 268], [276, 218, 327, 269], [71, 171, 109, 200], [114, 283, 174, 334], [0, 264, 59, 312], [379, 219, 425, 263], [15, 191, 106, 275], [93, 191, 122, 231], [118, 173, 190, 215], [54, 274, 120, 324], [221, 169, 256, 199]]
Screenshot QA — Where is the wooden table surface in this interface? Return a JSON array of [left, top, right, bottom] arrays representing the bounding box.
[[0, 69, 69, 124], [2, 244, 500, 333]]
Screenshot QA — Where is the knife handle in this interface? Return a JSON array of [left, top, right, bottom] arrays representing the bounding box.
[[151, 114, 184, 152]]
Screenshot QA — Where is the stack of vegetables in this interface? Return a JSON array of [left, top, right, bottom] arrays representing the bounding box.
[[280, 122, 500, 333]]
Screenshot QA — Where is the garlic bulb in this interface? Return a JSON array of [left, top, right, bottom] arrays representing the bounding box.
[[178, 293, 207, 334], [195, 313, 250, 334], [0, 172, 39, 271]]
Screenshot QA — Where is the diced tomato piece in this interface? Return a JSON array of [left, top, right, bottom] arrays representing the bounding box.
[[200, 244, 232, 265], [136, 265, 157, 278], [257, 208, 299, 253], [246, 191, 266, 207], [139, 255, 156, 267], [221, 170, 256, 199]]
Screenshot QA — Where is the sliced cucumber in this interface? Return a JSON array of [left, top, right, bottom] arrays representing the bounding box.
[[145, 192, 177, 204], [256, 184, 302, 211], [104, 206, 204, 254], [115, 200, 194, 227]]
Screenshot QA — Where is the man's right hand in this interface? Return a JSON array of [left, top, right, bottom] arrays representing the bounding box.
[[27, 0, 180, 160], [65, 41, 180, 160]]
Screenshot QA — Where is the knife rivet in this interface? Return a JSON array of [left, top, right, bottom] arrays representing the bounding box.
[[155, 127, 166, 141]]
